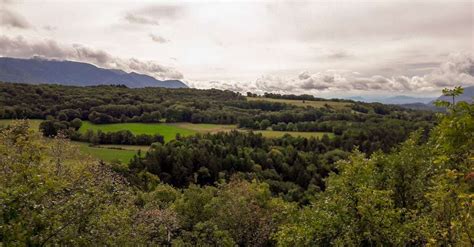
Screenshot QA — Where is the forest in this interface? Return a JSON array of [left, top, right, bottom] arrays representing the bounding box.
[[0, 83, 472, 246]]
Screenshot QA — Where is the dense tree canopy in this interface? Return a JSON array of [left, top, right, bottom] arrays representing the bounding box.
[[274, 97, 473, 246]]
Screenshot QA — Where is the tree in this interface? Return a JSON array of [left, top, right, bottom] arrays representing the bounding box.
[[259, 119, 271, 130], [70, 118, 82, 130], [441, 86, 464, 105]]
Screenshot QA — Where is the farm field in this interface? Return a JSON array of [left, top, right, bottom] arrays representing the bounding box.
[[79, 121, 198, 142], [172, 123, 237, 133], [79, 121, 238, 142], [246, 96, 351, 110], [251, 130, 334, 139], [71, 141, 142, 163]]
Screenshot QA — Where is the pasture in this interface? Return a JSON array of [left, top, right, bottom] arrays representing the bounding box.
[[71, 141, 142, 163], [246, 96, 351, 110], [250, 130, 334, 139], [79, 121, 197, 142], [172, 123, 237, 133]]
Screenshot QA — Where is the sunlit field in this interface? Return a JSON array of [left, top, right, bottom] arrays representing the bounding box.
[[246, 97, 352, 110]]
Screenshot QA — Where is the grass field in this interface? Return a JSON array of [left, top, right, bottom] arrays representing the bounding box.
[[79, 121, 237, 142], [250, 130, 334, 139], [247, 97, 351, 110], [79, 121, 198, 142], [71, 141, 142, 163], [172, 123, 237, 133]]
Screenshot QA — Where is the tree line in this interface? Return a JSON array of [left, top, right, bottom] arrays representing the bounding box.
[[1, 82, 433, 128], [39, 118, 164, 145]]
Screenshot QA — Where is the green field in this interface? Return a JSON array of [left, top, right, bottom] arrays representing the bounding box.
[[71, 141, 142, 163], [247, 96, 351, 110], [173, 123, 237, 133], [79, 121, 199, 142], [251, 130, 333, 139]]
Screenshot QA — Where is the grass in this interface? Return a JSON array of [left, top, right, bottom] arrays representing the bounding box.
[[250, 130, 334, 139], [79, 121, 198, 143], [247, 97, 351, 110], [172, 123, 237, 133], [71, 141, 141, 163], [97, 144, 150, 151]]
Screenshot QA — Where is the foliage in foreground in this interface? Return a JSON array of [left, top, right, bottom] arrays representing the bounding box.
[[274, 99, 473, 246]]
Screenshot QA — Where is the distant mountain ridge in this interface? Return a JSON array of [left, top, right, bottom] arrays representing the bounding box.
[[399, 85, 474, 111], [0, 57, 188, 88], [348, 95, 435, 104]]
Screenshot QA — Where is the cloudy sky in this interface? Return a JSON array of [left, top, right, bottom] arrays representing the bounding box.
[[1, 0, 473, 97]]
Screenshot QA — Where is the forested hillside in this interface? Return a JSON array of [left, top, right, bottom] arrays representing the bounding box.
[[1, 82, 435, 152], [1, 88, 472, 245]]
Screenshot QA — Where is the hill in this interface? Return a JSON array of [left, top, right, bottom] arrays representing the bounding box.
[[0, 57, 188, 88]]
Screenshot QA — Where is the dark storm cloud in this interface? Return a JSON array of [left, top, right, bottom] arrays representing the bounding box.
[[0, 9, 31, 29], [0, 35, 184, 80]]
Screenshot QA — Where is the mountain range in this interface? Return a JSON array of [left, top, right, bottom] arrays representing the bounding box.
[[0, 57, 187, 88], [349, 87, 473, 106], [348, 95, 436, 105]]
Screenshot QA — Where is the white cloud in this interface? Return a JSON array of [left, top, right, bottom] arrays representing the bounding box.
[[0, 9, 31, 29], [191, 53, 474, 95]]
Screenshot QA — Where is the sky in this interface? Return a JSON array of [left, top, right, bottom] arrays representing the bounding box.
[[0, 0, 473, 98]]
